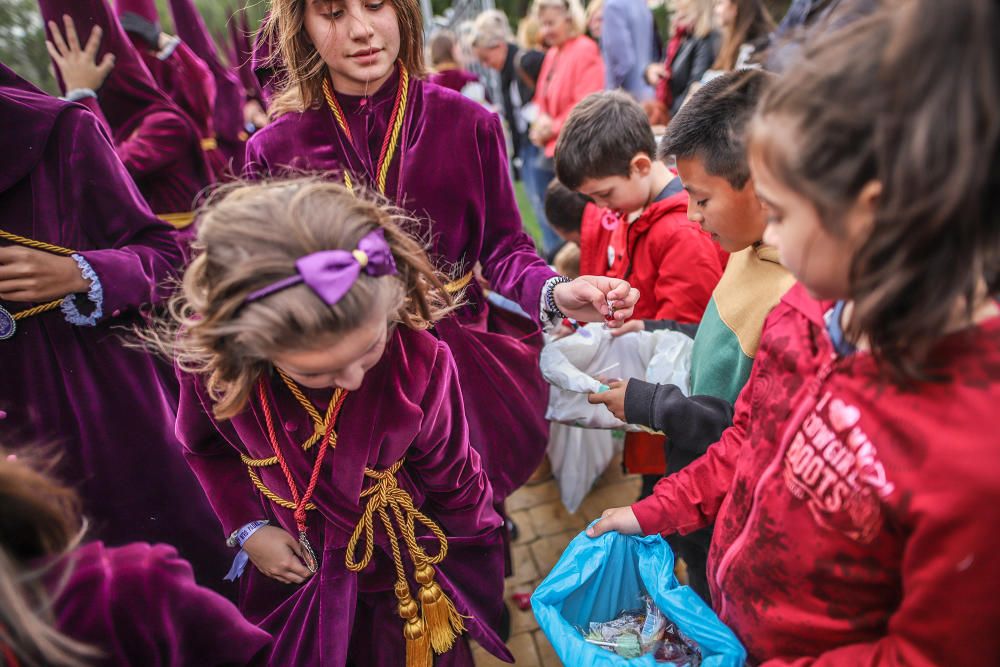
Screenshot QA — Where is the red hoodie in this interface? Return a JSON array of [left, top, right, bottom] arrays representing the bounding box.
[[605, 188, 724, 322], [632, 283, 1000, 665]]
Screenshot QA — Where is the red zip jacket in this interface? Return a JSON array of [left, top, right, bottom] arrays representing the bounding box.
[[632, 283, 1000, 665], [606, 189, 724, 322]]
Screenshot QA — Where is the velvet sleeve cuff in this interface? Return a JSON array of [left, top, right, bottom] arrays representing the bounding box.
[[61, 254, 104, 326]]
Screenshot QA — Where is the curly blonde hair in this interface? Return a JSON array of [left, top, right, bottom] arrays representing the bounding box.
[[146, 178, 456, 419]]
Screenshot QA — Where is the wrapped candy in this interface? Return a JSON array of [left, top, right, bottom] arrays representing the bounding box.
[[581, 596, 701, 664]]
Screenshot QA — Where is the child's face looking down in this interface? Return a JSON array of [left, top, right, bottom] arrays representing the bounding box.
[[576, 155, 656, 217], [305, 0, 401, 96], [751, 145, 878, 302], [677, 155, 765, 253], [270, 316, 389, 391]]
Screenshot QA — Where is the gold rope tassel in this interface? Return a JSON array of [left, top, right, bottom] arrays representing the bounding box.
[[415, 563, 466, 654], [346, 460, 470, 664], [397, 581, 432, 667]]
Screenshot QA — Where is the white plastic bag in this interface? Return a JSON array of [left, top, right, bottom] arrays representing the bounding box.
[[540, 323, 694, 430], [547, 423, 622, 513]]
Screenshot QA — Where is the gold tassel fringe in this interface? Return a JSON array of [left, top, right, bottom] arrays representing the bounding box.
[[415, 564, 466, 654], [397, 583, 432, 667]]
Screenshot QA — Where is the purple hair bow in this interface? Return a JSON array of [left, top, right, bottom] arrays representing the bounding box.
[[245, 229, 398, 305]]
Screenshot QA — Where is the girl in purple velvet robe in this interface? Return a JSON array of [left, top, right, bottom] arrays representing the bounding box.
[[38, 0, 211, 219], [154, 179, 514, 665], [0, 63, 231, 594], [0, 449, 271, 666], [247, 0, 640, 524]]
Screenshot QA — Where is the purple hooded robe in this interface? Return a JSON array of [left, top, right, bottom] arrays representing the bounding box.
[[0, 64, 231, 591], [114, 0, 228, 180], [169, 0, 248, 172], [37, 0, 211, 215]]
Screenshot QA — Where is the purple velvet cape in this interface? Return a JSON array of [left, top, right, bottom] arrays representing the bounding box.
[[37, 0, 211, 214], [168, 0, 247, 170], [0, 66, 231, 591], [177, 327, 513, 665], [245, 70, 555, 503], [47, 541, 272, 666]]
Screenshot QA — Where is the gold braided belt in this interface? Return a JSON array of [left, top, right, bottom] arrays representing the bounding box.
[[242, 371, 467, 667]]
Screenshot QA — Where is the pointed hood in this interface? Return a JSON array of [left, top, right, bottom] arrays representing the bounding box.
[[249, 11, 280, 102], [0, 63, 70, 193], [230, 5, 263, 102], [168, 0, 245, 142]]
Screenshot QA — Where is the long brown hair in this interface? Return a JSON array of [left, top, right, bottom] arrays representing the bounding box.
[[712, 0, 775, 71], [0, 450, 98, 667], [145, 178, 457, 420], [263, 0, 426, 117], [750, 0, 1000, 381]]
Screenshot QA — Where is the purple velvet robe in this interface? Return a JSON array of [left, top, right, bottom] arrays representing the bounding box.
[[0, 71, 231, 591], [177, 327, 513, 665], [78, 95, 211, 214], [245, 70, 555, 503], [46, 541, 272, 666], [169, 0, 247, 171], [37, 0, 211, 215]]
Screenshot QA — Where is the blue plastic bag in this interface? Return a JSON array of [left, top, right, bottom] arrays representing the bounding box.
[[531, 527, 746, 666]]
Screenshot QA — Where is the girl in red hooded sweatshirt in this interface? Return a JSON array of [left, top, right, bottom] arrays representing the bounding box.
[[589, 1, 1000, 664]]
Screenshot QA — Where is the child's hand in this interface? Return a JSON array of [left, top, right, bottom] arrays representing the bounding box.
[[45, 16, 115, 92], [588, 380, 628, 421], [242, 526, 315, 585], [610, 319, 644, 337], [587, 506, 641, 537]]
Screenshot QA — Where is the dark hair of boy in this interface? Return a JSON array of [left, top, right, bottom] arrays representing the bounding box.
[[658, 69, 774, 190], [554, 90, 657, 190], [544, 180, 589, 233]]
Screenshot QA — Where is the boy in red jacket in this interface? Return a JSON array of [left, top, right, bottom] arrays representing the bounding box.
[[555, 91, 725, 491]]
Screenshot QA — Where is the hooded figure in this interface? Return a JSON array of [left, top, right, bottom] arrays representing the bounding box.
[[115, 0, 228, 179], [38, 0, 212, 218], [0, 62, 232, 594], [169, 0, 248, 171]]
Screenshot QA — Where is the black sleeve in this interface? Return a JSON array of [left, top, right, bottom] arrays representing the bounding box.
[[671, 34, 721, 115], [624, 380, 734, 457], [641, 319, 699, 338]]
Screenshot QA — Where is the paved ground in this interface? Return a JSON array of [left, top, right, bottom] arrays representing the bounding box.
[[472, 455, 643, 666]]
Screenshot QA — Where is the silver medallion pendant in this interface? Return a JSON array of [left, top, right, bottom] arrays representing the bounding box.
[[299, 531, 318, 573], [0, 305, 15, 340]]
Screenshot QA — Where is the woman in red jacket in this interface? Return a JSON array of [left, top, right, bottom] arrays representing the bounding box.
[[528, 0, 605, 257], [590, 1, 1000, 664]]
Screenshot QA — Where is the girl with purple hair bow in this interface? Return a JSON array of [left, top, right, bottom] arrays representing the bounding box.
[[146, 177, 515, 665]]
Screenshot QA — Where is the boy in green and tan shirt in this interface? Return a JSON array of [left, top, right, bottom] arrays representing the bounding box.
[[589, 70, 795, 602]]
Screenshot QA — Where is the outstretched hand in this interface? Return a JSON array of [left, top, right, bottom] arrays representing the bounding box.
[[46, 15, 115, 92], [553, 276, 639, 329]]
